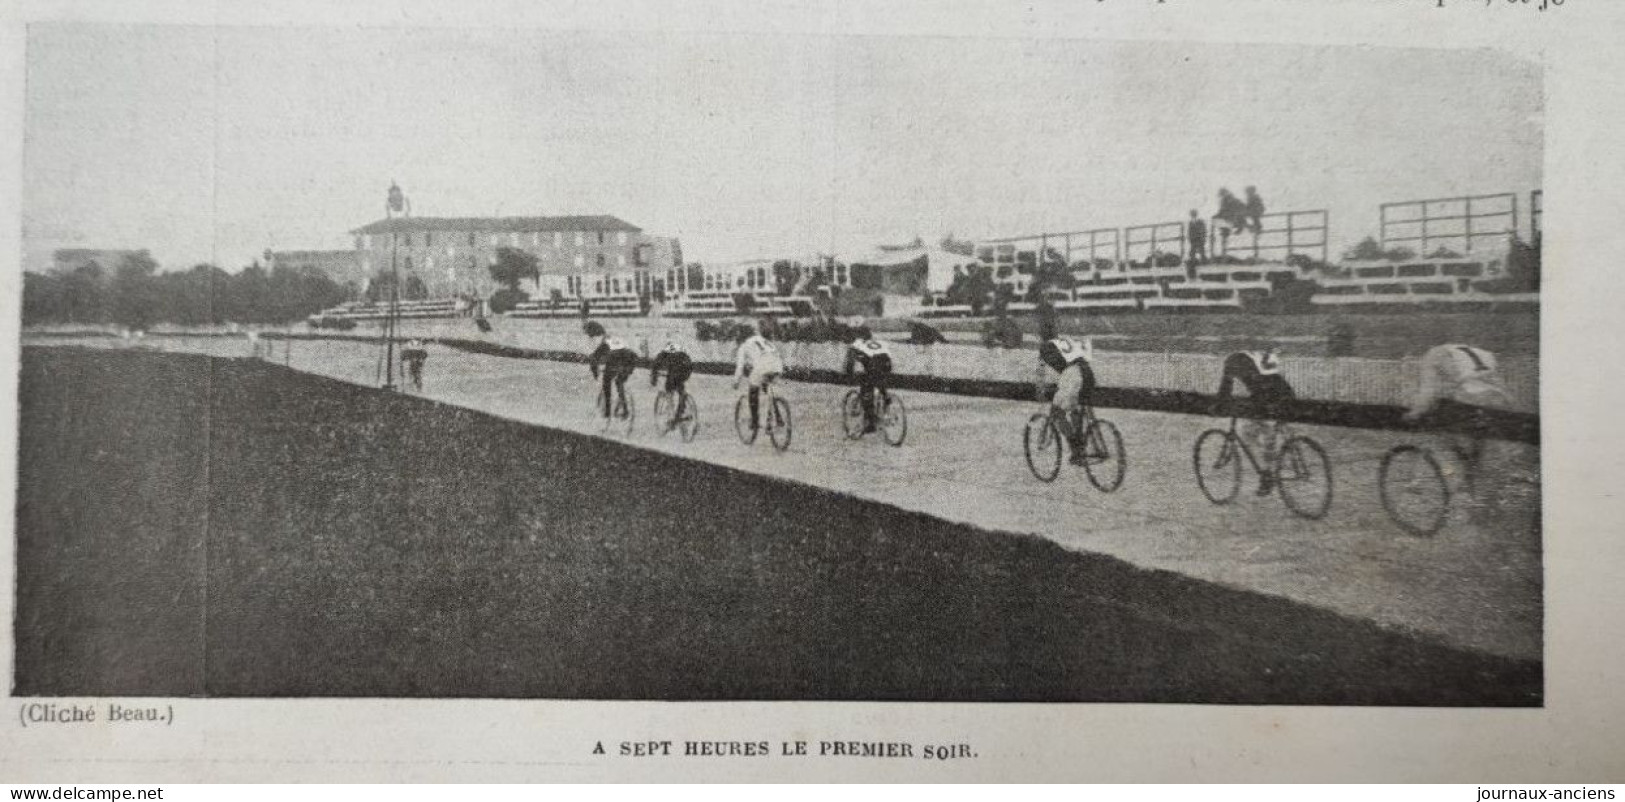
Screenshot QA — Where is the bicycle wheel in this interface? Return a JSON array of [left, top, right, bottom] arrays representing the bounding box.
[[653, 391, 674, 436], [733, 395, 757, 445], [676, 393, 700, 443], [1082, 419, 1126, 492], [1023, 412, 1062, 482], [879, 393, 907, 447], [841, 389, 865, 440], [768, 396, 793, 452], [1193, 429, 1241, 504], [1277, 435, 1332, 520], [1379, 445, 1450, 536]]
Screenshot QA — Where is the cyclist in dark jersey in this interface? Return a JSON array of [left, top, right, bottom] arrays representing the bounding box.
[[1037, 323, 1096, 466], [587, 324, 638, 419], [843, 326, 894, 434], [649, 340, 694, 396], [1217, 346, 1295, 495]]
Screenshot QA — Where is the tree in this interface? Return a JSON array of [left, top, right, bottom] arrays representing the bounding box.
[[109, 251, 161, 330], [61, 261, 107, 323], [489, 247, 540, 292], [22, 272, 66, 325], [404, 273, 427, 301]]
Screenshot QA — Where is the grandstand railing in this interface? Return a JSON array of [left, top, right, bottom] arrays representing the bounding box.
[[978, 228, 1122, 270], [1122, 221, 1186, 265], [1530, 189, 1543, 244], [1212, 209, 1329, 263], [1381, 193, 1517, 256]]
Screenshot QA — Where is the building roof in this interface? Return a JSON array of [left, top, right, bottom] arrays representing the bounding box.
[[350, 215, 642, 235]]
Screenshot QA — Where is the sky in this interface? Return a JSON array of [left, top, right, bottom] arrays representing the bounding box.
[[21, 25, 1543, 273]]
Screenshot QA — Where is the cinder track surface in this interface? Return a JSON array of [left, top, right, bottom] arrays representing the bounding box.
[[16, 341, 1542, 703]]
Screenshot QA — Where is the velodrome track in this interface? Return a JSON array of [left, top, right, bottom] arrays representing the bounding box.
[[31, 334, 1542, 664]]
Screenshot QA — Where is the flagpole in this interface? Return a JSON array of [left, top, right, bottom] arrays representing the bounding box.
[[383, 182, 408, 391]]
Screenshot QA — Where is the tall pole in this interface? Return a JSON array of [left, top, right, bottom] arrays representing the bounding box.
[[383, 181, 408, 390]]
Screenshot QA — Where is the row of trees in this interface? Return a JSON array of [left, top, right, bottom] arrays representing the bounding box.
[[23, 251, 351, 329]]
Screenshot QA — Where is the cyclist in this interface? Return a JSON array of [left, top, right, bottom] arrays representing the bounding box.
[[1036, 323, 1096, 466], [586, 322, 638, 420], [401, 339, 429, 390], [1216, 344, 1295, 495], [650, 338, 695, 419], [733, 321, 786, 435], [1401, 343, 1514, 479], [843, 324, 893, 435]]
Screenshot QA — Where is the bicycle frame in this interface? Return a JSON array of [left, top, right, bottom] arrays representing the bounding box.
[[1232, 416, 1298, 474]]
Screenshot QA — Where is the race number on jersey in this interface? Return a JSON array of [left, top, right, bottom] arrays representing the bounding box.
[[852, 339, 890, 357], [1049, 338, 1090, 364], [604, 336, 628, 351], [1246, 351, 1282, 375]]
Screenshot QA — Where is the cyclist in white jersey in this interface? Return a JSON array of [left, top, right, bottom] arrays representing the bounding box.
[[733, 325, 786, 434], [1402, 344, 1512, 423], [1402, 344, 1515, 483]]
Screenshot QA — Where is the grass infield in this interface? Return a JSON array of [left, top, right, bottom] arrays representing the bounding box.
[[14, 347, 1540, 704]]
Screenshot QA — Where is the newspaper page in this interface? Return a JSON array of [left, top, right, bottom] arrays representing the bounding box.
[[0, 0, 1620, 783]]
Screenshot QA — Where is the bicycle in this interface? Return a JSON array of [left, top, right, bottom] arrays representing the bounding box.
[[594, 382, 636, 436], [1378, 430, 1491, 537], [841, 387, 907, 447], [734, 376, 792, 452], [1022, 402, 1126, 492], [1193, 417, 1332, 520], [653, 386, 700, 443]]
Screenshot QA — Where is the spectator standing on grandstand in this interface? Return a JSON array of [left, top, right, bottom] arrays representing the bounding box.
[[1186, 210, 1209, 276], [844, 325, 894, 435], [1037, 321, 1097, 466], [1244, 186, 1267, 235], [1216, 345, 1295, 495], [1213, 188, 1250, 254]]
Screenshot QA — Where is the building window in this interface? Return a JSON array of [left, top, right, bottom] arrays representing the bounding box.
[[510, 233, 520, 247], [574, 232, 584, 247], [468, 232, 477, 246], [425, 233, 433, 247], [595, 280, 604, 295], [553, 232, 562, 248], [617, 232, 628, 246], [618, 254, 627, 268], [574, 255, 585, 268], [596, 254, 606, 268], [532, 232, 541, 246]]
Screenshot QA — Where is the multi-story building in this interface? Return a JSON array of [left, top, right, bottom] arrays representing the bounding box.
[[348, 215, 682, 300]]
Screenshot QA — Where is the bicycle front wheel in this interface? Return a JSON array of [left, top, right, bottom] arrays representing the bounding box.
[[880, 393, 907, 447], [768, 397, 793, 452], [653, 391, 673, 435], [676, 393, 700, 443], [1379, 445, 1449, 536], [1277, 435, 1332, 520], [840, 389, 865, 440], [1082, 419, 1126, 492], [733, 396, 757, 445], [1024, 412, 1062, 482], [1193, 429, 1241, 504]]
